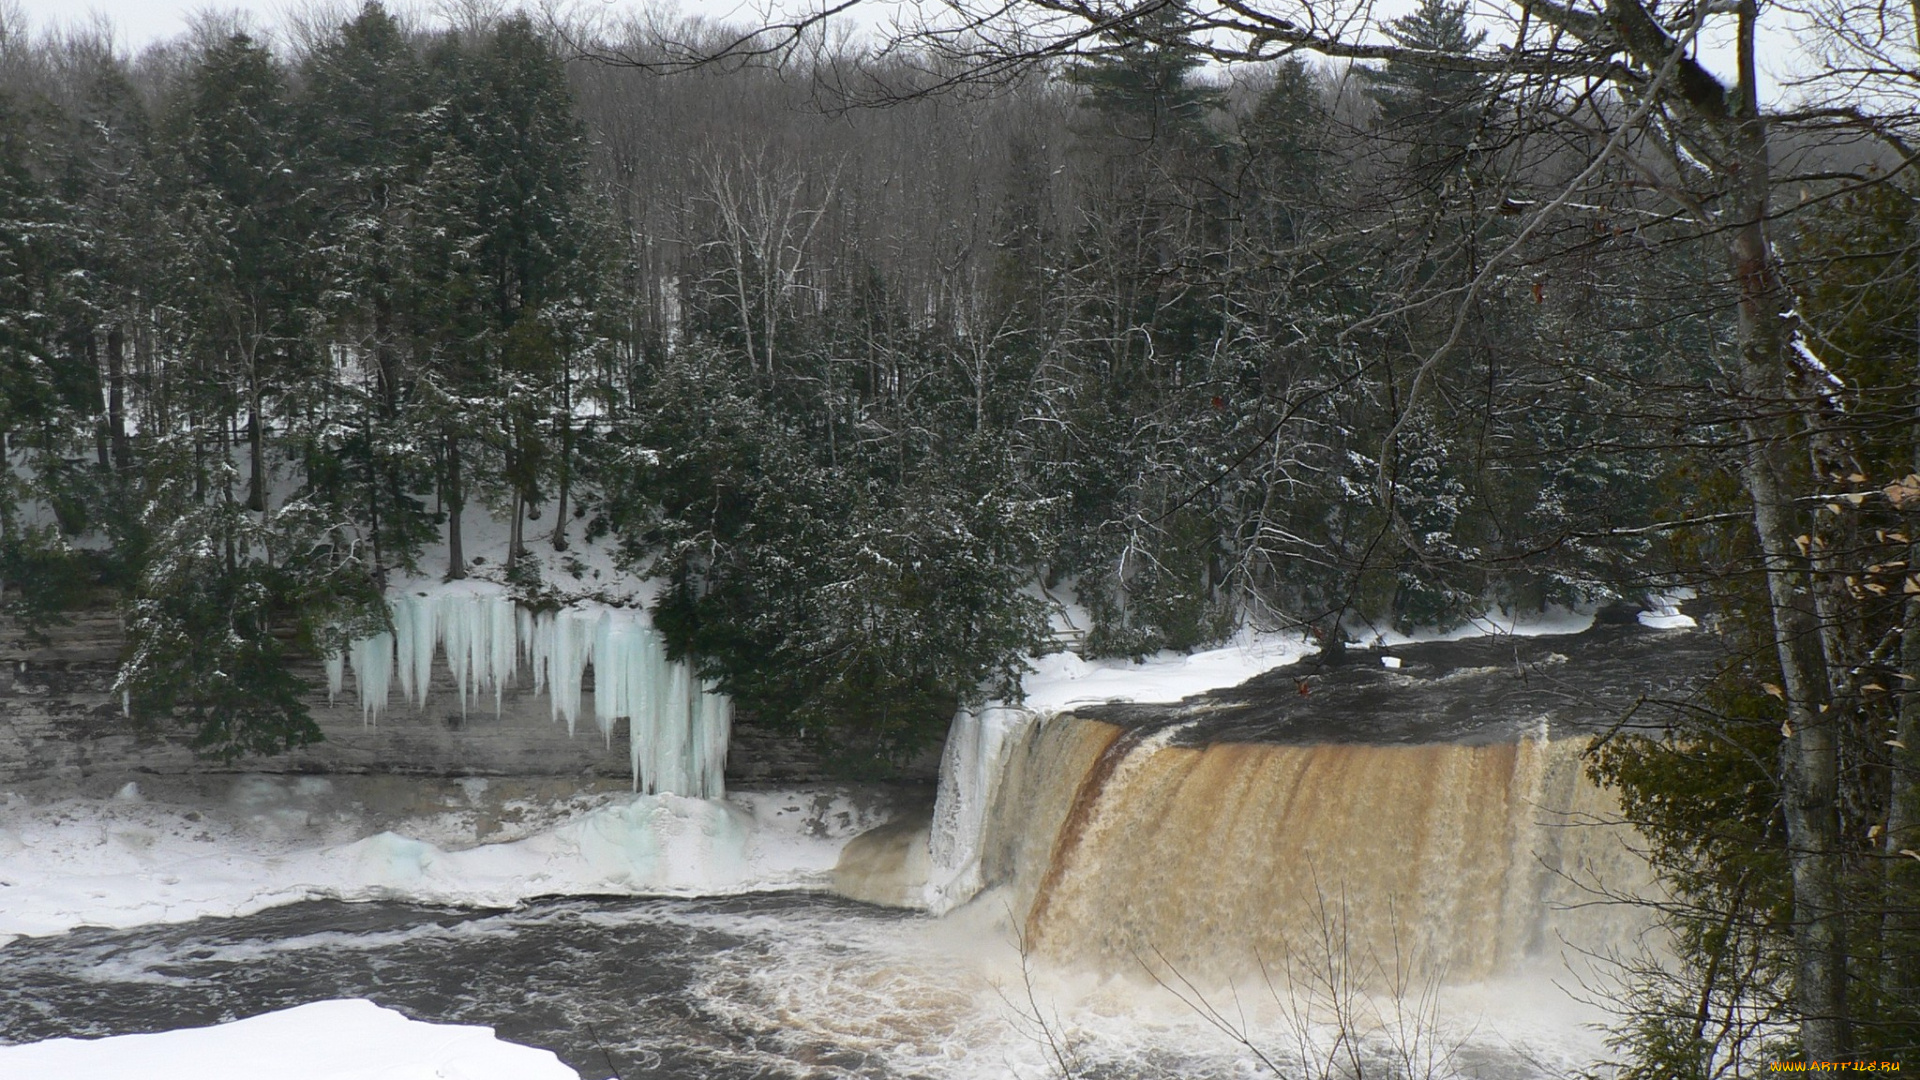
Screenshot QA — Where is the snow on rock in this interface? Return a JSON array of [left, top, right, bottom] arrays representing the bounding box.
[[1019, 629, 1316, 713], [1637, 606, 1698, 630], [0, 998, 579, 1080]]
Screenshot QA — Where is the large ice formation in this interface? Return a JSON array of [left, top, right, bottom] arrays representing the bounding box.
[[334, 586, 729, 797]]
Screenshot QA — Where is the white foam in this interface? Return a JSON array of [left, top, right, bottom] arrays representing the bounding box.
[[0, 998, 579, 1080]]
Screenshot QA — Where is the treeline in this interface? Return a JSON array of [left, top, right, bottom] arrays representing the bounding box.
[[0, 0, 1848, 761]]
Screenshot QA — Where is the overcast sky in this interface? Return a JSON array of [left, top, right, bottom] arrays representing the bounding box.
[[6, 0, 1797, 105], [4, 0, 794, 50]]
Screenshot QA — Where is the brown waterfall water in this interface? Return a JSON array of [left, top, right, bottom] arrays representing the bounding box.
[[977, 717, 1657, 987]]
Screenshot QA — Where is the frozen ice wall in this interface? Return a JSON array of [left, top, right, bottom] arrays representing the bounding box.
[[925, 705, 1034, 914], [334, 585, 729, 797]]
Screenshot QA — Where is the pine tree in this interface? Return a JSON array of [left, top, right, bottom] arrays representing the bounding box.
[[162, 31, 308, 517], [1356, 0, 1491, 198], [299, 1, 438, 577], [1063, 2, 1223, 148]]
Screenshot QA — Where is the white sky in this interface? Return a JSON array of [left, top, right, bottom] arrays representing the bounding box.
[[6, 0, 1798, 103], [4, 0, 794, 50]]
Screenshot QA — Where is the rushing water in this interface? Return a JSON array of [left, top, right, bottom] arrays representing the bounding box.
[[0, 895, 919, 1079], [0, 891, 1609, 1079]]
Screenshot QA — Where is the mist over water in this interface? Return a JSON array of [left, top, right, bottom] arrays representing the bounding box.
[[0, 889, 1615, 1078]]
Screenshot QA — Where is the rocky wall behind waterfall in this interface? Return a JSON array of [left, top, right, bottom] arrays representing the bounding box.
[[0, 606, 862, 787]]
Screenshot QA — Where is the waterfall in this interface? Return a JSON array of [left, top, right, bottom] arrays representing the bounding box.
[[924, 705, 1035, 914], [340, 587, 730, 797], [925, 711, 1656, 984]]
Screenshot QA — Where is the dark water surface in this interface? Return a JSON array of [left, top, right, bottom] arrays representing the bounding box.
[[0, 894, 933, 1079]]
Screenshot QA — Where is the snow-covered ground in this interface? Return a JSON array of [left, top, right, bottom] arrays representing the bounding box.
[[1016, 603, 1599, 713], [0, 999, 579, 1080], [0, 780, 887, 946]]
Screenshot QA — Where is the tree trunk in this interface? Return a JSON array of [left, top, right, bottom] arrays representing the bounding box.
[[509, 487, 525, 566], [445, 434, 466, 580], [1885, 274, 1920, 1008], [87, 334, 110, 470], [1726, 119, 1850, 1059], [551, 400, 573, 553], [107, 324, 130, 472], [246, 355, 266, 517]]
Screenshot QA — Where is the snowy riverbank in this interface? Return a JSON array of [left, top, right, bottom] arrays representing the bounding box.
[[0, 999, 581, 1080]]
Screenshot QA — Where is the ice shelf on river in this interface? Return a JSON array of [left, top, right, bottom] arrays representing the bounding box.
[[338, 584, 729, 797]]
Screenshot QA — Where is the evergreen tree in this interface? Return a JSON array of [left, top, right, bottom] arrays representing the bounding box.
[[1356, 0, 1491, 197], [414, 16, 590, 576], [299, 0, 438, 578], [161, 32, 308, 517], [1063, 1, 1222, 148]]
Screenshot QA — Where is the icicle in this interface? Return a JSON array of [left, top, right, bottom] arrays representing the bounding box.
[[524, 610, 548, 698], [548, 611, 587, 735], [517, 607, 540, 695], [348, 632, 394, 725], [332, 587, 732, 799], [392, 599, 416, 707], [642, 626, 672, 794], [696, 683, 731, 799], [490, 596, 516, 714], [442, 594, 472, 715], [406, 593, 436, 710], [324, 650, 345, 704], [591, 611, 619, 745], [662, 659, 693, 795]]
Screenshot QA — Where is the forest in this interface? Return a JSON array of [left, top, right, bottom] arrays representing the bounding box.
[[0, 0, 1916, 1067]]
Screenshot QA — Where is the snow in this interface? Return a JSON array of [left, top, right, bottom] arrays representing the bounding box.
[[1009, 606, 1602, 716], [0, 781, 883, 946], [1791, 330, 1847, 391], [1018, 628, 1316, 712], [1637, 589, 1699, 630], [0, 999, 579, 1080], [1638, 606, 1698, 630], [1359, 603, 1598, 647]]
